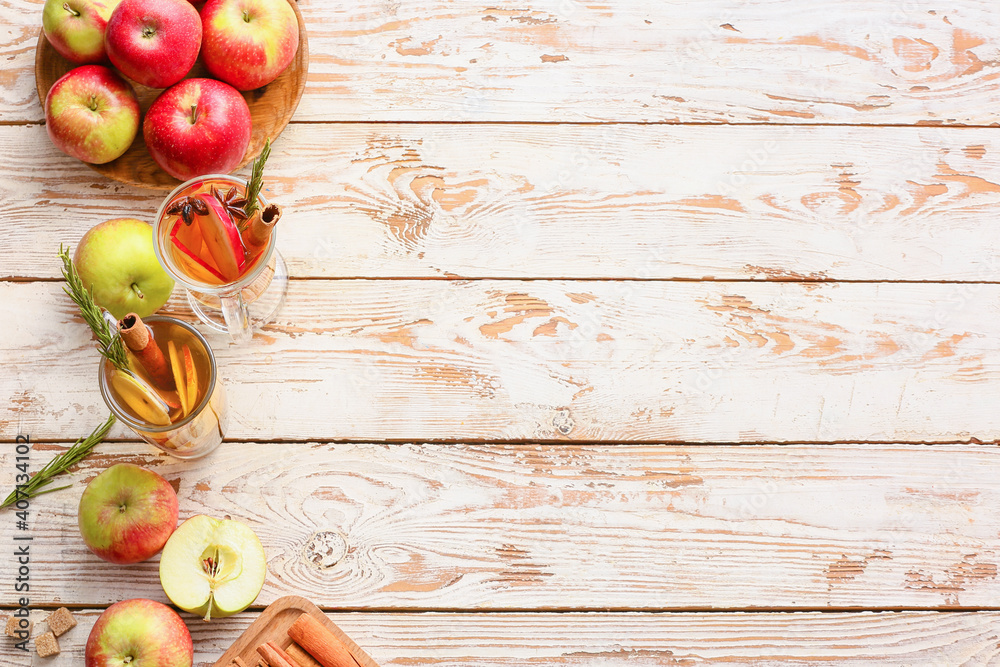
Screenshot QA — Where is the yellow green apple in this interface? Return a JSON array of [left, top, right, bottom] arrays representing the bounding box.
[[74, 218, 175, 319], [159, 515, 267, 621]]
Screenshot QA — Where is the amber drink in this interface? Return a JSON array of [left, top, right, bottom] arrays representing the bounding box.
[[154, 174, 288, 344], [100, 315, 227, 459]]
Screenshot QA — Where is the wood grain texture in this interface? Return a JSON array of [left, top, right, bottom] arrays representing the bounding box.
[[3, 280, 998, 443], [1, 442, 999, 610], [5, 123, 1000, 281], [4, 0, 1000, 124], [2, 609, 1000, 666]]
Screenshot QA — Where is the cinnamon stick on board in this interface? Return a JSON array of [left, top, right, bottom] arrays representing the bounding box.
[[256, 641, 299, 667], [118, 313, 175, 391], [286, 614, 361, 667], [285, 644, 323, 667], [241, 204, 282, 258]]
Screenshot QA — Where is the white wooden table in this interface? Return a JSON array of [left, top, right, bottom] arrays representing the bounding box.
[[3, 0, 1000, 663]]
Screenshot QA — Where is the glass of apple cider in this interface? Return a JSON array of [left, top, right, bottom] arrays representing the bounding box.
[[153, 174, 288, 344], [99, 316, 228, 459]]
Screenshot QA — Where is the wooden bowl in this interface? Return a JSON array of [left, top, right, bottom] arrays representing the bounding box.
[[34, 0, 309, 191]]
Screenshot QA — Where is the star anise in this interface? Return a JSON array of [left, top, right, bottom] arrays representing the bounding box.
[[212, 185, 249, 224], [166, 195, 209, 226]]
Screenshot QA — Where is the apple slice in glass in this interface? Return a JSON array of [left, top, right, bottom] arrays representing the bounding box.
[[170, 220, 226, 284], [194, 193, 246, 283], [159, 515, 266, 621], [110, 368, 174, 426]]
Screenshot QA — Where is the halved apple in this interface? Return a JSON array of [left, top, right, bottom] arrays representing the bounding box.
[[159, 515, 266, 621]]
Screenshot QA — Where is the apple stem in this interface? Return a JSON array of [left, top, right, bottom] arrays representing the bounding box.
[[88, 94, 98, 112], [62, 2, 80, 17], [131, 283, 144, 300], [189, 103, 199, 125], [242, 9, 252, 22]]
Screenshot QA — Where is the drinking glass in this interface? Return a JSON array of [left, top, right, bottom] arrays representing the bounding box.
[[99, 316, 228, 459], [153, 174, 288, 344]]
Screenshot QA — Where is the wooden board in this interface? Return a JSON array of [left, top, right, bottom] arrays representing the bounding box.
[[32, 0, 309, 189], [5, 0, 1000, 124], [2, 442, 999, 610], [5, 123, 1000, 282], [3, 609, 1000, 666], [2, 280, 998, 443], [213, 596, 379, 667]]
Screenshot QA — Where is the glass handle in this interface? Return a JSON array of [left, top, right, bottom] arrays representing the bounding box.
[[220, 292, 253, 344]]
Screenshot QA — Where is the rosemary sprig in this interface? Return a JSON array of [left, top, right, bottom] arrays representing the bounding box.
[[59, 245, 129, 372], [1, 414, 116, 509], [242, 137, 272, 226]]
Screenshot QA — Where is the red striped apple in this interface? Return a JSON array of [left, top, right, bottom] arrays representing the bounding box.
[[200, 0, 299, 91], [86, 599, 192, 667], [106, 0, 201, 88], [78, 463, 179, 564], [144, 78, 252, 180], [45, 65, 139, 164], [42, 0, 122, 64]]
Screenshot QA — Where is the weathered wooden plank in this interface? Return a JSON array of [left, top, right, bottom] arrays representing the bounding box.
[[4, 0, 1000, 124], [1, 608, 999, 666], [5, 123, 1000, 281], [1, 442, 999, 610], [3, 280, 998, 443]]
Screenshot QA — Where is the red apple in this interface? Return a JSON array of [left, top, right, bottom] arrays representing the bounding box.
[[200, 0, 298, 91], [144, 78, 251, 180], [78, 463, 179, 564], [42, 0, 122, 64], [105, 0, 201, 88], [45, 65, 139, 164], [86, 599, 193, 667]]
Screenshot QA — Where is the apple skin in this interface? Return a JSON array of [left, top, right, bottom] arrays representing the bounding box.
[[144, 78, 252, 180], [200, 0, 298, 90], [45, 65, 139, 165], [160, 514, 267, 621], [78, 463, 179, 565], [106, 0, 201, 88], [74, 218, 175, 319], [86, 599, 193, 667], [42, 0, 122, 64]]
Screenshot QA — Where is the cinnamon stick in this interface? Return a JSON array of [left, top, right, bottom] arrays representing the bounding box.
[[285, 644, 322, 667], [118, 313, 175, 391], [256, 642, 299, 667], [286, 614, 360, 667], [241, 203, 282, 257]]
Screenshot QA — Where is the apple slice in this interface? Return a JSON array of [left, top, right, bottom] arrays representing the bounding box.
[[170, 220, 227, 284], [110, 369, 172, 426], [182, 344, 199, 412], [159, 515, 266, 621], [194, 193, 246, 283], [167, 340, 188, 417]]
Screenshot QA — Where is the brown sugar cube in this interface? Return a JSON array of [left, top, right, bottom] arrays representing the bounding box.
[[35, 631, 60, 658], [45, 607, 77, 637], [4, 614, 30, 637]]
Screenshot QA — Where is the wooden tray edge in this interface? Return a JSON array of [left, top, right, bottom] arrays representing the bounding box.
[[211, 595, 380, 667]]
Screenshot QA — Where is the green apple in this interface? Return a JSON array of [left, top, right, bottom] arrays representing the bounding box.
[[78, 463, 179, 564], [74, 218, 174, 319], [159, 515, 267, 621]]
